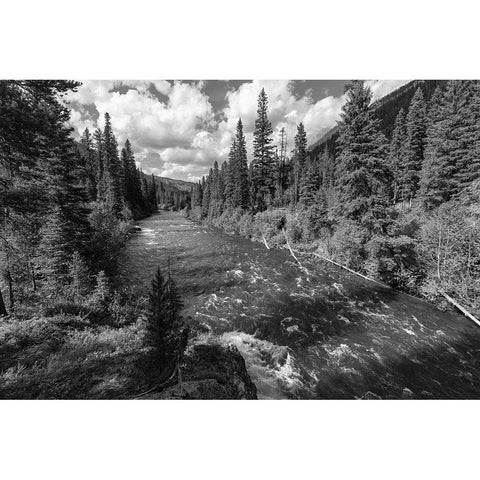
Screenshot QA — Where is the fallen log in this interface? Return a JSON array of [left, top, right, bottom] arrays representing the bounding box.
[[312, 252, 386, 287], [261, 234, 270, 250], [439, 290, 480, 328], [282, 229, 301, 265]]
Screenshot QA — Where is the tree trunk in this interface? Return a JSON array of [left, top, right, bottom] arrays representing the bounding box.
[[0, 286, 7, 316], [6, 269, 14, 311]]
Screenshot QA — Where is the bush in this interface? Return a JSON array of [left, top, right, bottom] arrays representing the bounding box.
[[330, 220, 370, 271], [253, 209, 287, 241], [364, 235, 422, 291], [238, 212, 254, 237], [88, 201, 130, 274], [285, 212, 303, 243]]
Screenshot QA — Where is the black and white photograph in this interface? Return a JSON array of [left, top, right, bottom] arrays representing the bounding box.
[[1, 1, 479, 479], [2, 78, 480, 401]]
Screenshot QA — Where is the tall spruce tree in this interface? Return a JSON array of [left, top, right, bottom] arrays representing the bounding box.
[[292, 123, 308, 205], [335, 81, 391, 232], [201, 169, 212, 217], [402, 88, 427, 205], [224, 140, 237, 208], [251, 89, 276, 211], [233, 119, 250, 209], [102, 113, 123, 215], [78, 128, 97, 201], [208, 161, 222, 217], [388, 108, 407, 205], [299, 158, 321, 206]]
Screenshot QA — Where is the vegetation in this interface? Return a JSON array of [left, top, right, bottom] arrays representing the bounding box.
[[0, 80, 186, 398], [191, 80, 480, 316]]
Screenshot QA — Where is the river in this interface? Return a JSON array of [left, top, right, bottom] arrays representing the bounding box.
[[116, 211, 480, 399]]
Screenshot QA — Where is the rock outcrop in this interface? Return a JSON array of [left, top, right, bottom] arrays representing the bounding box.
[[151, 343, 257, 400]]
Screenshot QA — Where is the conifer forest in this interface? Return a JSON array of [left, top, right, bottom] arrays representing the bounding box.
[[2, 79, 480, 399]]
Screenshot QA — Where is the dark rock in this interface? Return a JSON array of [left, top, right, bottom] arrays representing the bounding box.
[[154, 343, 257, 399]]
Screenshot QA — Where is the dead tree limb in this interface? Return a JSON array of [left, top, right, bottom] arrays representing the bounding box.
[[439, 290, 480, 328], [261, 234, 270, 250]]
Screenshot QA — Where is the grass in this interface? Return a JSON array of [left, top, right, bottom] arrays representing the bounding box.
[[0, 291, 161, 399]]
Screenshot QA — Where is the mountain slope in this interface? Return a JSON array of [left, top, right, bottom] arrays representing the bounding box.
[[308, 80, 446, 158]]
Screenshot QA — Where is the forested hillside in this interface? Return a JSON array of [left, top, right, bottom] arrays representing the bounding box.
[[143, 172, 193, 211], [191, 80, 480, 316]]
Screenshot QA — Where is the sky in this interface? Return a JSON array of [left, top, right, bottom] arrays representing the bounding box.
[[67, 80, 409, 182]]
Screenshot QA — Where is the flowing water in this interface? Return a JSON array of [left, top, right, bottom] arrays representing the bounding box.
[[117, 211, 480, 399]]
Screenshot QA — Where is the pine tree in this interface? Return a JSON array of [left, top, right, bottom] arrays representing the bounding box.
[[78, 128, 97, 201], [233, 119, 250, 209], [292, 123, 308, 205], [402, 88, 427, 205], [88, 270, 110, 309], [69, 251, 91, 301], [147, 266, 188, 381], [452, 81, 480, 193], [36, 205, 71, 289], [251, 89, 276, 211], [93, 128, 107, 201], [299, 158, 321, 206], [102, 113, 123, 215], [419, 81, 480, 208], [224, 141, 236, 208], [389, 108, 407, 204], [208, 161, 222, 217], [335, 81, 391, 232], [201, 170, 212, 217]]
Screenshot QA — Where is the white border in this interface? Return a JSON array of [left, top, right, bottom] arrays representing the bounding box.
[[2, 1, 480, 478]]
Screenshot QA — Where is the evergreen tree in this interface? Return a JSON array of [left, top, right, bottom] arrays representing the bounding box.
[[452, 81, 480, 193], [335, 81, 391, 232], [224, 140, 237, 208], [292, 122, 308, 205], [93, 128, 107, 201], [78, 128, 97, 201], [69, 251, 91, 301], [147, 266, 188, 381], [402, 88, 427, 205], [201, 170, 212, 217], [36, 206, 71, 289], [251, 89, 276, 211], [388, 108, 407, 205], [233, 119, 250, 209], [208, 161, 222, 217], [299, 158, 321, 206], [102, 113, 123, 214]]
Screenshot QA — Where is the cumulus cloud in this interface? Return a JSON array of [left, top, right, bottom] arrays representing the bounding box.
[[216, 80, 345, 162], [67, 79, 408, 182]]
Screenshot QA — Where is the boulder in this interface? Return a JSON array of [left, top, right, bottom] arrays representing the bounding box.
[[152, 343, 257, 400]]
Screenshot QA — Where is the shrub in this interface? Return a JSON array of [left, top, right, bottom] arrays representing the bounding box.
[[253, 209, 287, 241], [330, 220, 370, 271]]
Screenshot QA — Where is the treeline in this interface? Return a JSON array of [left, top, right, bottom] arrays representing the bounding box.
[[191, 81, 480, 313], [0, 81, 157, 315], [152, 176, 191, 211]]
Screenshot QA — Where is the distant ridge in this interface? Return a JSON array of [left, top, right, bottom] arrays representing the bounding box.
[[308, 80, 446, 158], [141, 172, 194, 192]]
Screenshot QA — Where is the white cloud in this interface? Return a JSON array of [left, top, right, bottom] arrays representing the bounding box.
[[67, 80, 410, 182]]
